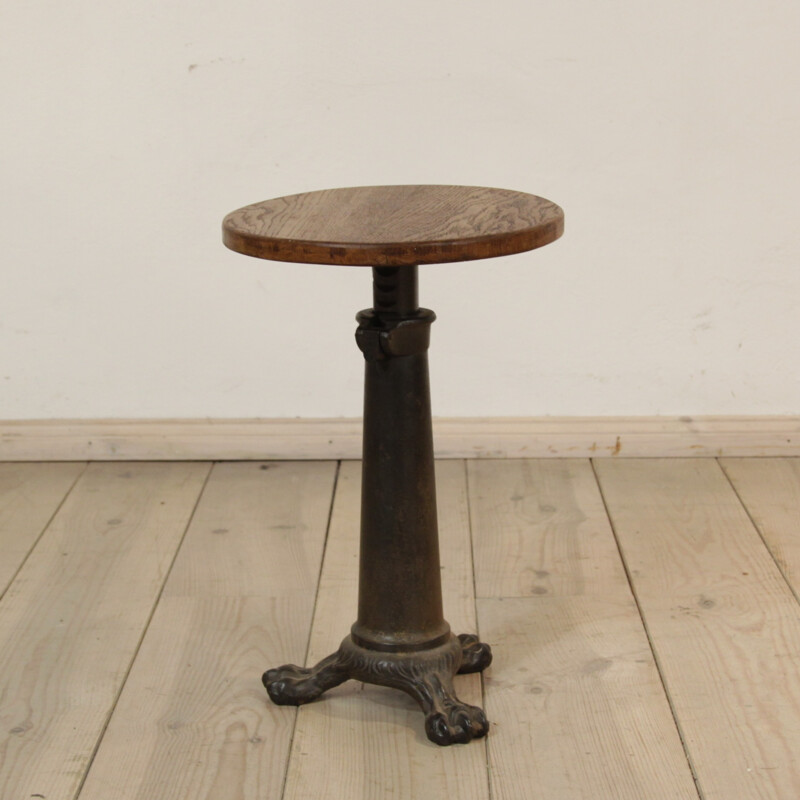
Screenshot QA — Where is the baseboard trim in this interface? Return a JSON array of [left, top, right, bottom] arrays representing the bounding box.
[[1, 416, 798, 461]]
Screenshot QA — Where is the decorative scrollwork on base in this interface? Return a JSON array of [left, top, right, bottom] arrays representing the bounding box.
[[263, 632, 493, 746]]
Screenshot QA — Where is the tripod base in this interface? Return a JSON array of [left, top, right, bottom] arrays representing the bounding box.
[[264, 633, 492, 745]]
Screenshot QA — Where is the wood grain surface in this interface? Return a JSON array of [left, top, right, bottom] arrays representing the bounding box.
[[0, 462, 85, 595], [0, 462, 210, 800], [77, 462, 337, 800], [3, 457, 799, 799], [467, 459, 630, 598], [720, 457, 800, 596], [223, 185, 563, 266], [595, 458, 800, 800], [472, 460, 698, 800]]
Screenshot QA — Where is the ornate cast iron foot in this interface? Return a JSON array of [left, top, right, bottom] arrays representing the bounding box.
[[457, 633, 493, 674], [263, 633, 492, 745], [263, 652, 349, 706], [408, 670, 490, 746]]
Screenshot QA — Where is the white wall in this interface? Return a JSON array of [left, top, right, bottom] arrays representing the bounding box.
[[2, 0, 799, 419]]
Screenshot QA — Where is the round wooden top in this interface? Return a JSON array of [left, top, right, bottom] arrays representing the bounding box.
[[222, 185, 563, 266]]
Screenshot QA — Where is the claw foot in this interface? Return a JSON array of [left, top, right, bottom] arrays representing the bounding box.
[[263, 664, 321, 705], [425, 702, 489, 745], [263, 634, 492, 745], [262, 652, 347, 706], [457, 633, 493, 674]]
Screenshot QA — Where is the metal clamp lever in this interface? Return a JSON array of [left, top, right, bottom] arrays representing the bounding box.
[[355, 309, 436, 361]]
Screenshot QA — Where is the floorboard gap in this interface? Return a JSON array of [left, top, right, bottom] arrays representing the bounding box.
[[590, 458, 705, 800]]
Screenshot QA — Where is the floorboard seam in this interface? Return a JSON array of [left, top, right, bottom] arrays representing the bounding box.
[[590, 458, 706, 800], [0, 462, 89, 604], [463, 460, 495, 800], [717, 457, 800, 608], [72, 460, 215, 800], [279, 459, 341, 800]]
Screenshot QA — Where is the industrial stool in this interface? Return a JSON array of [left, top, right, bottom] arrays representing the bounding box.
[[223, 185, 564, 745]]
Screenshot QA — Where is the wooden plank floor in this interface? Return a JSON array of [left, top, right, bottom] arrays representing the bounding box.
[[1, 458, 799, 799]]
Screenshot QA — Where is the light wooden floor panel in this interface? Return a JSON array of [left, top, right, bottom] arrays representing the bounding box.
[[720, 457, 800, 600], [0, 462, 210, 800], [1, 457, 799, 799], [470, 460, 698, 799], [478, 596, 699, 800], [76, 461, 337, 800], [0, 462, 85, 596], [467, 459, 631, 598], [595, 459, 800, 800]]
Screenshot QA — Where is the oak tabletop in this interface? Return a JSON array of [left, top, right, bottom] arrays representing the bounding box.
[[222, 185, 563, 266]]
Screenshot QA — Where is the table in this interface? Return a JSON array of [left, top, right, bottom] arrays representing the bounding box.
[[223, 185, 564, 745]]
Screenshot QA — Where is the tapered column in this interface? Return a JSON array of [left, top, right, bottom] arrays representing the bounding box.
[[263, 263, 492, 744], [351, 266, 450, 651]]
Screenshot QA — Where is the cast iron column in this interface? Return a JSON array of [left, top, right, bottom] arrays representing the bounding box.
[[351, 265, 450, 651], [263, 264, 492, 745]]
